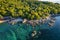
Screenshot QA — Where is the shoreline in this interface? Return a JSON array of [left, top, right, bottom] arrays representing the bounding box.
[[0, 14, 58, 25], [51, 14, 60, 17]]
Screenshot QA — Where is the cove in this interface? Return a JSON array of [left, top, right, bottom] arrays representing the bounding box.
[[0, 16, 60, 40]]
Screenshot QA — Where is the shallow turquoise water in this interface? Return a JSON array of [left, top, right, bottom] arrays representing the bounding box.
[[0, 16, 60, 40]]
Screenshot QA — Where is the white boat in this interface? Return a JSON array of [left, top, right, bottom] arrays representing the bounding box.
[[48, 23, 54, 26], [0, 21, 5, 23]]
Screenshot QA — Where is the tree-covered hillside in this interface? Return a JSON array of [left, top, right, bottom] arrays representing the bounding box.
[[0, 0, 60, 20]]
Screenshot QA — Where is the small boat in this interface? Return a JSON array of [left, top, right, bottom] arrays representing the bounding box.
[[52, 18, 56, 20], [22, 19, 27, 23], [50, 17, 56, 20], [50, 20, 55, 23], [48, 23, 54, 26], [28, 21, 35, 26]]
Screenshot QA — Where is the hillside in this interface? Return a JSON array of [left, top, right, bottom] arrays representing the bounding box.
[[0, 0, 60, 20]]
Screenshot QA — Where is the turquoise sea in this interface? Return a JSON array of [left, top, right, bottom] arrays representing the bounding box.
[[0, 16, 60, 40]]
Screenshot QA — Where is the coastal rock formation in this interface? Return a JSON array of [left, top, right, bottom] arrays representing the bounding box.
[[31, 30, 37, 37]]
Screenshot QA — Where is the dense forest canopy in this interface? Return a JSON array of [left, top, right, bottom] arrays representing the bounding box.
[[0, 0, 60, 20]]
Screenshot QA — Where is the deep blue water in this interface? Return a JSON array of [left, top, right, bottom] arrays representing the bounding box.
[[0, 16, 60, 40], [38, 16, 60, 40]]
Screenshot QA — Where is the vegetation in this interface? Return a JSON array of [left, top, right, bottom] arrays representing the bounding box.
[[0, 0, 60, 20]]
